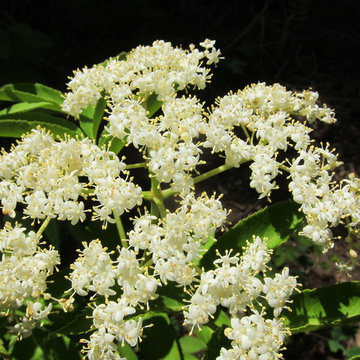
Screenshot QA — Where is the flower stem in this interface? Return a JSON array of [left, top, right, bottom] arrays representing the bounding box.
[[36, 216, 52, 238], [113, 211, 128, 247], [141, 191, 152, 201], [125, 162, 147, 170], [193, 164, 234, 184], [151, 176, 167, 218], [150, 200, 160, 218], [160, 163, 236, 199], [140, 252, 153, 268], [279, 164, 291, 172], [241, 124, 251, 141]]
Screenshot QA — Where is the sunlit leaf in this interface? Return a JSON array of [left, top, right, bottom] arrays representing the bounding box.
[[200, 201, 304, 270], [284, 281, 360, 333]]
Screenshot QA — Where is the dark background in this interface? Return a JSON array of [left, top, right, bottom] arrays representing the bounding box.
[[1, 1, 360, 359]]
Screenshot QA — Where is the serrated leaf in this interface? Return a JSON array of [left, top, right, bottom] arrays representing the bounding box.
[[284, 281, 360, 334], [200, 201, 304, 270], [0, 83, 64, 104]]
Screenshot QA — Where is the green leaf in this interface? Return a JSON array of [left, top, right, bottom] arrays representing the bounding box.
[[328, 339, 345, 353], [184, 355, 199, 360], [98, 128, 126, 154], [161, 340, 182, 360], [118, 343, 138, 360], [192, 233, 215, 266], [0, 101, 62, 115], [44, 220, 62, 251], [284, 281, 360, 334], [46, 267, 71, 298], [179, 335, 206, 355], [142, 92, 163, 118], [0, 83, 64, 104], [195, 326, 214, 345], [139, 313, 181, 360], [200, 201, 304, 270], [10, 329, 81, 360], [92, 97, 107, 141], [347, 348, 360, 359], [213, 309, 231, 328], [157, 282, 187, 312], [47, 304, 93, 336], [0, 338, 10, 359], [203, 325, 230, 360], [78, 109, 95, 139], [0, 112, 83, 139]]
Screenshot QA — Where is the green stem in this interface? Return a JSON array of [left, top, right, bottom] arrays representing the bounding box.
[[151, 176, 167, 218], [141, 190, 152, 201], [241, 124, 251, 140], [125, 162, 147, 170], [193, 263, 203, 275], [193, 164, 234, 185], [140, 253, 153, 268], [160, 163, 238, 200], [36, 216, 52, 238], [150, 200, 160, 218], [113, 211, 128, 247], [279, 164, 291, 172]]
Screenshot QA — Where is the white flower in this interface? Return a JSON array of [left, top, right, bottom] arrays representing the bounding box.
[[263, 267, 297, 317], [70, 240, 116, 297]]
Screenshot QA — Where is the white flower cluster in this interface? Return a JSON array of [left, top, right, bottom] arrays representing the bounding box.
[[203, 83, 360, 250], [2, 38, 358, 359], [8, 301, 53, 339], [0, 128, 142, 225], [70, 239, 160, 358], [0, 222, 59, 310], [0, 223, 57, 339], [219, 313, 288, 360], [63, 40, 221, 194], [70, 239, 160, 304], [290, 147, 360, 250], [183, 237, 297, 360], [69, 192, 227, 358], [62, 40, 360, 249], [204, 83, 335, 195], [129, 192, 228, 286], [62, 39, 220, 117]]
